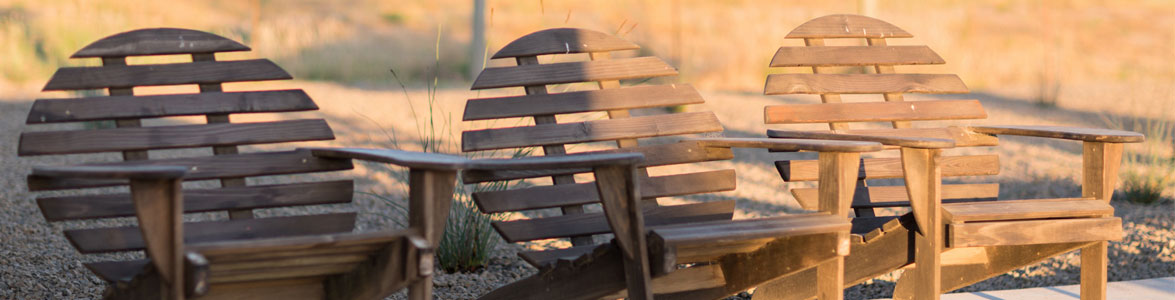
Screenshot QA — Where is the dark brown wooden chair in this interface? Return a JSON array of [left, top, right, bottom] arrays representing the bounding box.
[[18, 28, 476, 300], [753, 15, 1145, 300], [461, 28, 887, 300]]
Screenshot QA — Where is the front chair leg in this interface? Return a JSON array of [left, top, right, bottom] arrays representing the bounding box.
[[407, 169, 457, 300], [897, 148, 943, 300], [130, 178, 185, 300], [1080, 141, 1122, 300], [593, 164, 653, 300]]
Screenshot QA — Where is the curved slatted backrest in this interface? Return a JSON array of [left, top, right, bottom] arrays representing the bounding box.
[[19, 29, 357, 275], [463, 28, 734, 250]]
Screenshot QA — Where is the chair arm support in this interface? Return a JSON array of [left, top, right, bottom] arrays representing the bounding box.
[[966, 125, 1144, 143], [684, 137, 884, 152], [32, 165, 189, 179], [303, 147, 471, 171], [767, 129, 956, 149]]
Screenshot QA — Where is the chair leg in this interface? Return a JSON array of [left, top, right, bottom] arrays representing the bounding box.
[[408, 279, 432, 300], [815, 257, 844, 300], [1080, 241, 1108, 300], [899, 148, 943, 300]]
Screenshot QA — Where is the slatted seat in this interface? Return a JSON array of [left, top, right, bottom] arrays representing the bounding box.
[[462, 28, 878, 300], [755, 15, 1144, 300], [18, 28, 464, 300]]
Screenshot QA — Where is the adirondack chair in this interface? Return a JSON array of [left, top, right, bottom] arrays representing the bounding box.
[[753, 15, 1145, 300], [16, 28, 530, 300], [460, 28, 887, 300]]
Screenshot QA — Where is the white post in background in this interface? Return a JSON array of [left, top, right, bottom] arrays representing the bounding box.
[[858, 0, 878, 17], [469, 0, 487, 80]]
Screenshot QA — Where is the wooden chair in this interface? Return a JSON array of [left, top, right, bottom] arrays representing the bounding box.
[[18, 28, 478, 300], [754, 15, 1145, 300], [461, 28, 887, 300]]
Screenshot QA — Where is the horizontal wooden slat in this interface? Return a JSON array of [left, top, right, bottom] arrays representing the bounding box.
[[792, 183, 1000, 210], [85, 259, 149, 283], [463, 112, 722, 152], [72, 28, 250, 58], [943, 198, 1111, 223], [770, 46, 943, 67], [492, 28, 640, 59], [43, 59, 291, 91], [777, 154, 999, 182], [471, 56, 677, 89], [764, 74, 968, 95], [967, 125, 1146, 143], [463, 84, 703, 121], [65, 213, 356, 253], [652, 214, 849, 246], [27, 150, 353, 191], [19, 119, 334, 156], [474, 169, 736, 213], [462, 141, 733, 183], [210, 253, 370, 273], [948, 217, 1122, 248], [27, 90, 317, 124], [38, 181, 353, 221], [518, 245, 601, 267], [209, 263, 358, 284], [492, 201, 734, 242], [765, 100, 986, 124], [768, 127, 1000, 149], [786, 14, 913, 39]]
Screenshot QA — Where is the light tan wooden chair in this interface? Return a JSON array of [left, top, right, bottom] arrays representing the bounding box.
[[461, 28, 887, 300], [754, 14, 1145, 300]]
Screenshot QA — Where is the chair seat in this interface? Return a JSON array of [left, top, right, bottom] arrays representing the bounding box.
[[650, 213, 851, 264], [942, 198, 1112, 223], [943, 198, 1121, 248]]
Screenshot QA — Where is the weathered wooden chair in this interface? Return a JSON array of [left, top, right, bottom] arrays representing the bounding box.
[[461, 28, 886, 299], [20, 28, 489, 300], [754, 15, 1145, 300]]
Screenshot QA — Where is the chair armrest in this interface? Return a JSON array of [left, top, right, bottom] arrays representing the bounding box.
[[32, 165, 188, 179], [303, 147, 471, 171], [767, 129, 956, 149], [467, 152, 645, 171], [966, 125, 1144, 143], [684, 137, 884, 152]]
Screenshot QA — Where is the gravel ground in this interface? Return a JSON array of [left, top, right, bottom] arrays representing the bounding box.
[[1, 82, 1171, 299]]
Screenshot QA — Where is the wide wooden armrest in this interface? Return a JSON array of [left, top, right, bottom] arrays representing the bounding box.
[[467, 152, 645, 171], [32, 165, 188, 179], [966, 125, 1145, 143], [303, 147, 471, 171], [767, 129, 956, 149], [684, 137, 884, 152]]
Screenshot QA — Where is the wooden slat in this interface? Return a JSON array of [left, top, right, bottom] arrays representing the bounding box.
[[764, 74, 968, 95], [785, 14, 913, 39], [462, 141, 732, 183], [19, 119, 334, 156], [768, 127, 1001, 148], [43, 59, 291, 91], [27, 90, 316, 124], [38, 181, 353, 221], [492, 201, 734, 242], [947, 217, 1122, 248], [968, 125, 1146, 143], [770, 46, 944, 67], [518, 245, 601, 267], [462, 112, 721, 152], [209, 253, 370, 273], [491, 28, 640, 59], [943, 198, 1112, 223], [209, 263, 357, 284], [777, 154, 999, 182], [85, 259, 150, 283], [463, 84, 703, 121], [765, 100, 986, 124], [652, 214, 849, 246], [27, 150, 353, 191], [64, 213, 356, 253], [470, 56, 677, 90], [474, 170, 735, 213], [72, 28, 250, 58], [791, 183, 1000, 210]]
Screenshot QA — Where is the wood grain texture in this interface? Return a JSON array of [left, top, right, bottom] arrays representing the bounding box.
[[129, 178, 184, 294], [968, 125, 1144, 143], [43, 59, 291, 91], [471, 56, 677, 89], [19, 119, 334, 156], [71, 28, 249, 58], [651, 214, 849, 246], [764, 74, 969, 95], [462, 112, 722, 151], [766, 129, 956, 148], [463, 84, 702, 121], [792, 183, 999, 210], [764, 100, 986, 124], [776, 154, 999, 182], [771, 46, 943, 67], [65, 213, 356, 253], [461, 141, 732, 183], [306, 147, 470, 170], [659, 233, 843, 299], [492, 201, 734, 242], [491, 28, 639, 59], [28, 150, 353, 191], [942, 198, 1111, 223], [900, 147, 943, 300], [1083, 142, 1125, 202], [31, 165, 188, 179], [786, 14, 913, 39], [771, 127, 1000, 148], [947, 217, 1122, 248], [687, 137, 884, 152], [1081, 241, 1109, 300], [38, 181, 353, 221], [592, 165, 652, 300], [474, 170, 735, 213], [27, 90, 316, 124]]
